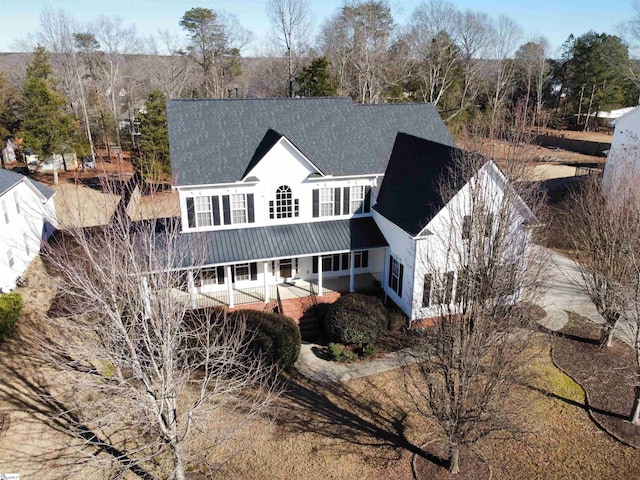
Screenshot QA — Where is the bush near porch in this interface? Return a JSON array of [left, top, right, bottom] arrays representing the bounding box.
[[240, 310, 301, 370], [324, 293, 387, 349]]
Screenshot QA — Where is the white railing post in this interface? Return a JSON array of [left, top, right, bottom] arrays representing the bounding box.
[[317, 256, 323, 297], [349, 252, 356, 292], [187, 270, 196, 309], [226, 265, 235, 307], [263, 261, 269, 303]]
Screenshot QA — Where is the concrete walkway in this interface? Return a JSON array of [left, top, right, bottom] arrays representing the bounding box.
[[294, 247, 628, 383], [295, 342, 422, 383]]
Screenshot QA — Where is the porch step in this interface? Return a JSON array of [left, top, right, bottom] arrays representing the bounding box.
[[298, 309, 322, 342]]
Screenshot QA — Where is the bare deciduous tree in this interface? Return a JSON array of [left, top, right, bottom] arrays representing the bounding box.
[[266, 0, 311, 97], [564, 176, 635, 348], [40, 186, 281, 480], [405, 149, 544, 474]]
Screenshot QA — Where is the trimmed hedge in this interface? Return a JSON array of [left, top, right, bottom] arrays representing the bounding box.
[[324, 293, 387, 347], [242, 310, 301, 370], [0, 293, 23, 342]]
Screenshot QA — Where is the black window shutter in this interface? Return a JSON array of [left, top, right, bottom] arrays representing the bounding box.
[[343, 187, 350, 214], [362, 250, 369, 268], [247, 194, 255, 223], [398, 264, 404, 298], [332, 254, 340, 271], [216, 266, 225, 284], [312, 256, 318, 274], [222, 195, 231, 225], [212, 196, 220, 225], [334, 188, 341, 215], [364, 186, 371, 213], [312, 189, 319, 217], [422, 274, 432, 307], [231, 265, 235, 283], [250, 262, 258, 280], [388, 255, 394, 287], [186, 197, 195, 228], [269, 200, 274, 219], [341, 253, 349, 270]]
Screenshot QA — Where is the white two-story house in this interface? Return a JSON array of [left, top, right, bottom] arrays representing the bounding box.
[[0, 168, 57, 292], [166, 97, 532, 325]]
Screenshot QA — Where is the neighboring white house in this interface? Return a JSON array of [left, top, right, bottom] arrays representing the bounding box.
[[0, 168, 57, 292], [165, 97, 532, 324], [603, 106, 640, 192]]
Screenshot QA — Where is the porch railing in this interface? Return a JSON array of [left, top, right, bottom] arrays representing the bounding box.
[[310, 272, 382, 296]]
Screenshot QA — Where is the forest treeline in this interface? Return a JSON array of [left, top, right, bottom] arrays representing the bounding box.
[[0, 0, 639, 178]]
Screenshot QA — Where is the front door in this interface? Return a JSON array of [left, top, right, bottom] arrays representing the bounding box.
[[279, 258, 292, 279]]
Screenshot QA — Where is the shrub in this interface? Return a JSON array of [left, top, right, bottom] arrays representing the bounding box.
[[324, 293, 387, 347], [328, 342, 359, 363], [387, 309, 408, 332], [0, 293, 23, 342], [242, 310, 301, 370]]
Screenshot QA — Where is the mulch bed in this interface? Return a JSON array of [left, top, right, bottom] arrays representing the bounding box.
[[414, 443, 490, 480], [550, 313, 640, 447]]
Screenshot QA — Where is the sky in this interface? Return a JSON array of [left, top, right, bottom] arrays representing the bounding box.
[[0, 0, 635, 57]]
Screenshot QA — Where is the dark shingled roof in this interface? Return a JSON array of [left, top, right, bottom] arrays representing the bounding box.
[[168, 217, 388, 267], [167, 97, 455, 186], [374, 133, 473, 237], [0, 168, 55, 200]]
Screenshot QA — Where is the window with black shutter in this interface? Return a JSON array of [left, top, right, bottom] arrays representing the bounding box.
[[312, 189, 319, 217], [222, 195, 231, 225], [186, 197, 195, 228]]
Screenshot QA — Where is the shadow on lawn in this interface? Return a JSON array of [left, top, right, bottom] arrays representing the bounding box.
[[277, 374, 442, 467], [538, 325, 600, 345], [0, 317, 158, 480], [526, 385, 629, 421]]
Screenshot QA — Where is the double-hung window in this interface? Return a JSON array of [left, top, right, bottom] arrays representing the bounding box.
[[195, 197, 213, 227], [389, 255, 403, 297], [319, 188, 333, 217], [350, 185, 365, 214], [7, 248, 14, 268], [230, 194, 247, 224]]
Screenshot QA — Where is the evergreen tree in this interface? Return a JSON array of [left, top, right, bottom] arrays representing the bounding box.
[[296, 57, 336, 97], [135, 89, 170, 180], [21, 46, 85, 163], [0, 73, 20, 141]]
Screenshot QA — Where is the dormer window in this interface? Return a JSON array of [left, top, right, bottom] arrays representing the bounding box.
[[269, 185, 299, 219]]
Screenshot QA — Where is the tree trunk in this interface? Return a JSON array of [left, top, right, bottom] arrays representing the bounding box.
[[631, 387, 640, 425], [449, 443, 460, 474], [600, 325, 614, 348]]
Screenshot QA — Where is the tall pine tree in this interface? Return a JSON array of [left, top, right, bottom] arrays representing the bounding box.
[[135, 89, 170, 180], [21, 45, 85, 179]]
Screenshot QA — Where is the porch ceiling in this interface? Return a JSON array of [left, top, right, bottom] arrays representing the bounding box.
[[170, 217, 388, 267]]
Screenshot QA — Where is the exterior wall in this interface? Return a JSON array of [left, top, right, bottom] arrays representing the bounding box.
[[409, 163, 530, 323], [0, 181, 56, 291], [193, 248, 385, 295], [603, 107, 640, 193], [177, 138, 381, 233], [371, 209, 416, 317]]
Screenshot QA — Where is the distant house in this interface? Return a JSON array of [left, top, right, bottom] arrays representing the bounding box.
[[164, 97, 533, 324], [0, 169, 57, 292], [603, 106, 640, 192]]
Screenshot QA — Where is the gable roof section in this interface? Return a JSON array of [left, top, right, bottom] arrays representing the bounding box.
[[374, 133, 470, 237], [242, 128, 323, 179], [167, 97, 455, 187], [0, 168, 55, 200]]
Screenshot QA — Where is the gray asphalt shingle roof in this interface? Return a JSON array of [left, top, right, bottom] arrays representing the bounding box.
[[167, 97, 455, 186], [168, 217, 388, 267], [0, 168, 55, 200]]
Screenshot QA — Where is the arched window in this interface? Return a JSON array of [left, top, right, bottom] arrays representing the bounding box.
[[269, 185, 299, 219]]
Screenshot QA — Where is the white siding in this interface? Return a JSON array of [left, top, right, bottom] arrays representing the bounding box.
[[603, 107, 640, 194], [177, 138, 380, 233], [0, 180, 56, 290]]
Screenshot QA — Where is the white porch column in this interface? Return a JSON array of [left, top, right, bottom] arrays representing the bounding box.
[[226, 265, 235, 307], [317, 256, 323, 297], [349, 252, 355, 292], [263, 261, 269, 303], [187, 270, 196, 309], [141, 275, 152, 319]]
